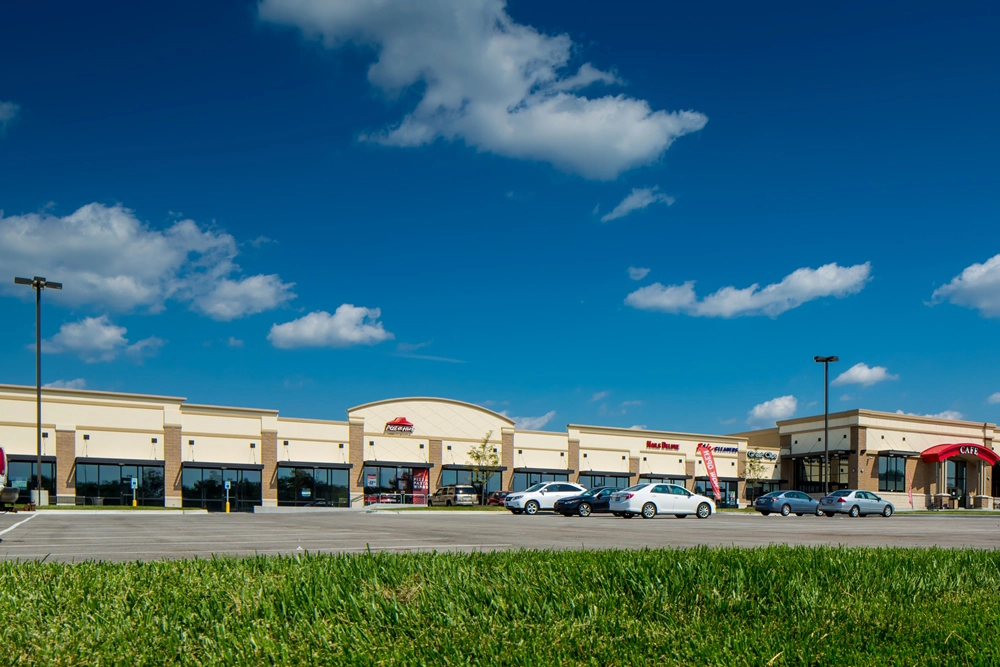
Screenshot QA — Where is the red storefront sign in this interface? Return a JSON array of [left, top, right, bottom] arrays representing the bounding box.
[[696, 442, 722, 501], [384, 417, 415, 435], [0, 446, 6, 484], [646, 441, 679, 450]]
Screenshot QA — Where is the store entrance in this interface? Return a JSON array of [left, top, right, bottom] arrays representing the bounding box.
[[946, 460, 967, 507]]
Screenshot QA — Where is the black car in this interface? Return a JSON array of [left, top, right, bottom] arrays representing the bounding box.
[[554, 486, 617, 517]]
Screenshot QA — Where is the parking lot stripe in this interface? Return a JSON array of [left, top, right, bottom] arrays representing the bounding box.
[[0, 514, 37, 537]]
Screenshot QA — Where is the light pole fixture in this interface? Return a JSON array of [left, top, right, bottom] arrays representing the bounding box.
[[15, 276, 62, 505], [814, 355, 839, 495]]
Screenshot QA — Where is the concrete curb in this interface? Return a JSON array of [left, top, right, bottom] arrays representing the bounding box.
[[33, 509, 209, 516]]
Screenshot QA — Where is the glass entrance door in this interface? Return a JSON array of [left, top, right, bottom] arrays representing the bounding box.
[[946, 460, 967, 507]]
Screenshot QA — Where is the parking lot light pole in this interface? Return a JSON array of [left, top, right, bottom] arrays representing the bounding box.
[[14, 276, 62, 505], [814, 355, 839, 495]]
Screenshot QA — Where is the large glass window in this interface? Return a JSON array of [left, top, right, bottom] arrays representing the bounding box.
[[6, 460, 56, 504], [277, 467, 349, 507], [181, 467, 261, 512], [439, 468, 501, 503], [946, 460, 967, 499], [75, 463, 165, 506], [695, 480, 739, 508], [745, 481, 782, 501], [795, 456, 848, 493], [512, 472, 568, 492], [639, 475, 688, 487], [878, 456, 906, 493], [578, 474, 631, 490], [362, 466, 429, 505]]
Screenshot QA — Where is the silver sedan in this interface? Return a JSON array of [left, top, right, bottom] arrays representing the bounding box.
[[819, 489, 894, 517]]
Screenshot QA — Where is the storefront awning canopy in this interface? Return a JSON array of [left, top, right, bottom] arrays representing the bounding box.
[[580, 470, 633, 477], [920, 443, 1000, 465], [363, 460, 434, 469], [514, 467, 575, 475], [181, 461, 265, 471], [440, 464, 507, 472], [277, 461, 352, 470]]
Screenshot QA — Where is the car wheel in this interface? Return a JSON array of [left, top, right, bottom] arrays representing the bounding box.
[[795, 513, 804, 517], [780, 504, 791, 517], [622, 512, 634, 519], [612, 512, 622, 517], [641, 502, 656, 519], [510, 509, 523, 515], [824, 512, 835, 517], [524, 500, 540, 515], [849, 505, 860, 518], [814, 506, 823, 517], [760, 511, 770, 516], [882, 505, 893, 518], [446, 500, 452, 507], [578, 503, 592, 518], [696, 503, 711, 519]]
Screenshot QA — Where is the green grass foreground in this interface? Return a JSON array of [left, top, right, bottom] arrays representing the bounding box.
[[1, 547, 998, 666]]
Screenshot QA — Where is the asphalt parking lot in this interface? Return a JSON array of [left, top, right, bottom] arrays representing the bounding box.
[[1, 510, 998, 562]]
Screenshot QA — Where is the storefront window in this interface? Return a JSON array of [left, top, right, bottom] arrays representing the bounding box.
[[362, 466, 429, 505], [796, 456, 847, 493], [440, 468, 501, 503], [75, 463, 164, 506], [277, 467, 349, 507], [695, 480, 739, 508], [878, 456, 906, 493], [744, 481, 782, 501], [638, 475, 688, 487], [181, 467, 262, 512], [578, 474, 631, 490], [6, 460, 56, 504], [512, 472, 568, 492]]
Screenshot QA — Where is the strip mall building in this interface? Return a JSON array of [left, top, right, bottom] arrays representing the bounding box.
[[0, 384, 996, 510]]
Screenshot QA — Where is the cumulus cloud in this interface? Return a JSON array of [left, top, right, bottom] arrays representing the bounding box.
[[504, 410, 557, 430], [44, 378, 87, 390], [0, 203, 295, 320], [747, 395, 797, 426], [268, 304, 393, 349], [896, 409, 964, 421], [590, 391, 610, 402], [227, 337, 244, 347], [259, 0, 707, 179], [0, 100, 20, 135], [627, 267, 650, 281], [41, 315, 164, 363], [831, 363, 899, 387], [601, 187, 674, 222], [989, 392, 1000, 405], [626, 262, 871, 318], [931, 254, 1000, 317]]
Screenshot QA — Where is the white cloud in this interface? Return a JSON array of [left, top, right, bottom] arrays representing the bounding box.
[[747, 395, 797, 426], [268, 304, 393, 349], [627, 266, 650, 281], [931, 254, 1000, 317], [44, 378, 86, 390], [41, 315, 163, 363], [626, 262, 871, 318], [259, 0, 707, 180], [0, 203, 295, 319], [630, 424, 648, 430], [504, 410, 557, 430], [227, 337, 244, 347], [831, 362, 899, 387], [590, 390, 609, 402], [989, 392, 1000, 405], [896, 409, 965, 421], [0, 100, 20, 135], [601, 187, 674, 222]]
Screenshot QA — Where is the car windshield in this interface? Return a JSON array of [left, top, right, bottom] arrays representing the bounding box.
[[580, 487, 606, 497], [830, 490, 852, 497], [620, 484, 650, 493], [454, 486, 476, 494], [524, 483, 546, 493]]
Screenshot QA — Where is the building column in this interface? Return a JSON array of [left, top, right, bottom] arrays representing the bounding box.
[[779, 434, 793, 490], [55, 428, 76, 505], [164, 424, 182, 508], [628, 456, 639, 482], [567, 439, 580, 483], [428, 439, 443, 493], [736, 450, 747, 504], [501, 427, 514, 490], [261, 430, 278, 507], [684, 459, 696, 492], [349, 418, 365, 507]]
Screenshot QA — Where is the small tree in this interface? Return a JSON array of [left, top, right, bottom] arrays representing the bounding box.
[[743, 454, 767, 501], [468, 430, 499, 505]]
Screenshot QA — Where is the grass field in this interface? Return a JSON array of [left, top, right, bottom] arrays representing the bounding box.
[[1, 546, 997, 666]]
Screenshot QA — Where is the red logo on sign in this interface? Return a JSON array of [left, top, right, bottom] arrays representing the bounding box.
[[697, 442, 722, 501], [384, 417, 415, 435], [646, 441, 680, 450]]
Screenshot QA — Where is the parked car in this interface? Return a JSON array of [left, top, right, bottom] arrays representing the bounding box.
[[754, 490, 822, 517], [819, 489, 894, 517], [505, 482, 587, 515], [486, 490, 510, 506], [554, 486, 616, 517], [428, 485, 478, 507], [610, 483, 715, 519]]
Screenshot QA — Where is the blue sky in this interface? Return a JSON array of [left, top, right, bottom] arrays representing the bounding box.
[[1, 0, 998, 432]]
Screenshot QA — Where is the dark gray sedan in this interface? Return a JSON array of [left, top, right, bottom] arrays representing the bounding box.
[[754, 490, 822, 516]]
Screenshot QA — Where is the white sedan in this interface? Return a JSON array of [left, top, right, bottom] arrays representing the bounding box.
[[610, 483, 715, 519], [505, 482, 587, 515]]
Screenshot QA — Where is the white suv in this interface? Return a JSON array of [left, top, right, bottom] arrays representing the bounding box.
[[505, 482, 586, 515]]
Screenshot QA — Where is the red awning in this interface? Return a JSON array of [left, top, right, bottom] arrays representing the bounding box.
[[920, 443, 1000, 465], [386, 417, 413, 427]]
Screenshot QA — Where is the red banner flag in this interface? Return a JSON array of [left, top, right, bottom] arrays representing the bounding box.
[[907, 470, 913, 508], [697, 443, 722, 501]]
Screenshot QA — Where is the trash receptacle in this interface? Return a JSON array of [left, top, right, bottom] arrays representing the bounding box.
[[30, 490, 49, 506]]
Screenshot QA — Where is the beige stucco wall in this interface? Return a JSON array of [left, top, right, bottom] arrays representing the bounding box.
[[512, 430, 571, 470], [182, 434, 263, 465], [579, 448, 631, 474], [0, 424, 57, 457], [348, 398, 513, 443], [275, 417, 351, 464], [75, 428, 164, 461], [362, 434, 429, 464]]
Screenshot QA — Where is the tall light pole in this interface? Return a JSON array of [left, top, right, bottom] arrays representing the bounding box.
[[814, 355, 838, 495], [14, 276, 62, 505]]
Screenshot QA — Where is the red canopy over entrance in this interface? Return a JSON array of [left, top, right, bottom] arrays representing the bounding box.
[[920, 443, 1000, 465]]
